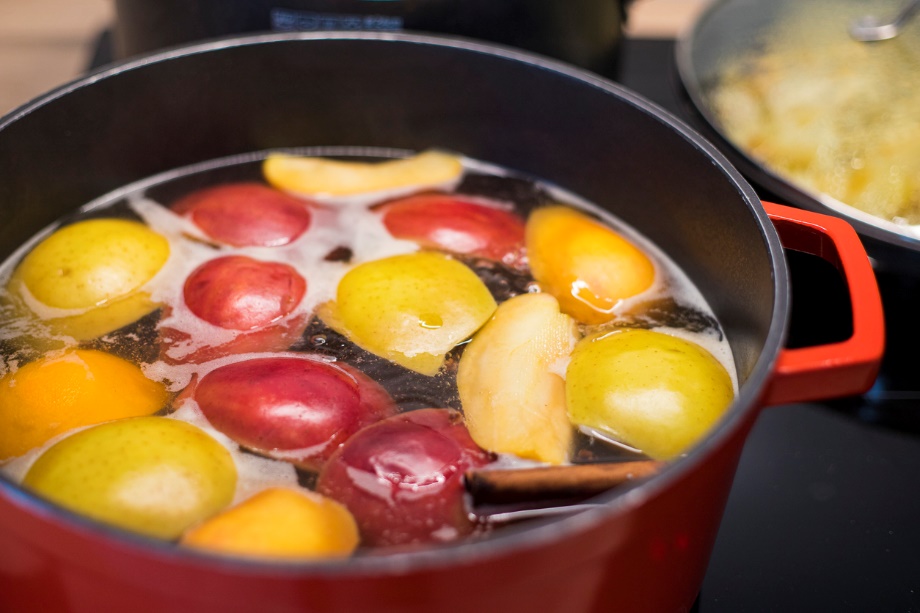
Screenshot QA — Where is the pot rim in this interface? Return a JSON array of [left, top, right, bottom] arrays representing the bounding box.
[[0, 30, 790, 576]]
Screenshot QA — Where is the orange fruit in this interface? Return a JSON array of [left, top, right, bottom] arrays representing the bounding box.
[[0, 349, 168, 460], [181, 487, 359, 559], [526, 206, 656, 325]]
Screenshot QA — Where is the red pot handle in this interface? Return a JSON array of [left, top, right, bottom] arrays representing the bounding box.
[[761, 202, 884, 406]]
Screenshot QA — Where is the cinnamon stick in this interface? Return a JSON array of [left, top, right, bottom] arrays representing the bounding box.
[[465, 460, 664, 507]]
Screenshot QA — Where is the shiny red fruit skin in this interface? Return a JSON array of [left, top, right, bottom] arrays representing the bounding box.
[[317, 408, 493, 548], [183, 255, 306, 331], [172, 182, 313, 247], [187, 355, 398, 470], [376, 192, 526, 267]]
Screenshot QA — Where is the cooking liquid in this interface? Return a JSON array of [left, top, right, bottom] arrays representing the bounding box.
[[0, 148, 738, 542]]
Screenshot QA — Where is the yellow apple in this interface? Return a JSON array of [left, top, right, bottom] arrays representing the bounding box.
[[566, 329, 734, 460], [9, 218, 170, 340], [263, 150, 463, 196], [23, 417, 237, 539], [320, 252, 496, 375]]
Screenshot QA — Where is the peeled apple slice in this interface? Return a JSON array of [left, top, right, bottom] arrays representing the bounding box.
[[180, 487, 359, 560], [526, 206, 655, 325], [263, 150, 463, 196], [456, 292, 580, 465], [566, 329, 734, 460], [320, 252, 496, 375]]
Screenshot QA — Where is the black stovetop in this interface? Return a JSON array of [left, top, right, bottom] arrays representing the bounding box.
[[87, 34, 920, 613]]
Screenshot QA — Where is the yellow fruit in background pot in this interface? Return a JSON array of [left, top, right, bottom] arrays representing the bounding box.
[[320, 252, 497, 375], [263, 150, 463, 196], [0, 349, 168, 461], [9, 218, 170, 340], [181, 487, 359, 559], [526, 206, 655, 325], [565, 329, 734, 460], [23, 417, 236, 540], [457, 293, 579, 465]]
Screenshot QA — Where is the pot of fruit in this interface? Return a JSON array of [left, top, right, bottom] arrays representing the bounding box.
[[0, 33, 883, 613]]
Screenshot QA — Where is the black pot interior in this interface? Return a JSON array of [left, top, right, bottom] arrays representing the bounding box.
[[0, 33, 778, 408]]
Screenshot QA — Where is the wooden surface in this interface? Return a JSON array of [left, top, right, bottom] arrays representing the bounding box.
[[0, 0, 112, 113], [0, 0, 710, 115]]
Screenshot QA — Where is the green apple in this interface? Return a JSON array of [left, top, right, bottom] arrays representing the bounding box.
[[23, 417, 237, 539], [566, 329, 734, 460], [320, 252, 497, 375], [457, 293, 580, 464]]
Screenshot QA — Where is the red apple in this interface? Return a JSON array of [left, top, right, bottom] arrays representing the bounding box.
[[316, 408, 494, 548], [375, 193, 526, 268], [187, 355, 398, 470], [172, 182, 313, 247], [183, 255, 306, 331], [159, 255, 308, 364]]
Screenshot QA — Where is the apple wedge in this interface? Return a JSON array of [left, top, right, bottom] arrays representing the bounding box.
[[263, 150, 463, 197], [456, 292, 580, 465]]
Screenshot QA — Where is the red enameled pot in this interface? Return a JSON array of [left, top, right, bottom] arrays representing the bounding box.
[[0, 33, 884, 613]]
